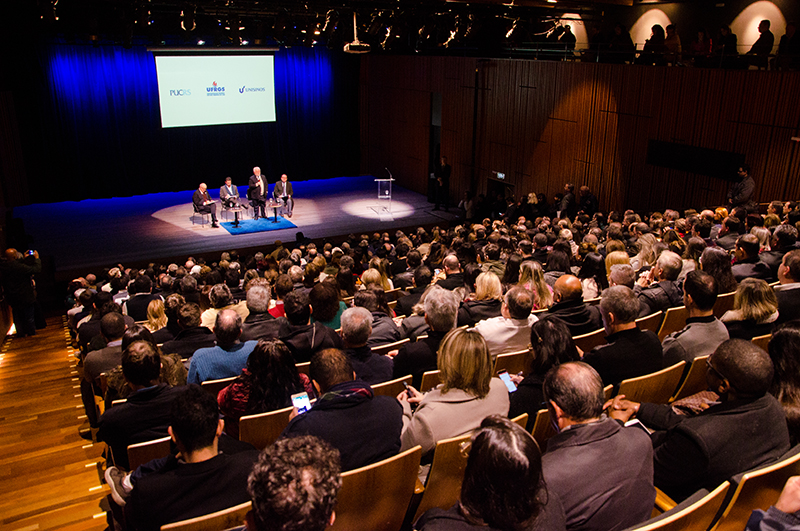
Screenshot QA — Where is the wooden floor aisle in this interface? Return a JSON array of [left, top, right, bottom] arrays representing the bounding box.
[[0, 315, 110, 531]]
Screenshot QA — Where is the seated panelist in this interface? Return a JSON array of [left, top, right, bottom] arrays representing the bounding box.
[[273, 173, 294, 218], [192, 183, 219, 228], [219, 177, 242, 209]]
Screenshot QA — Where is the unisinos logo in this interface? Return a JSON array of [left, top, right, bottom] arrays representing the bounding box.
[[169, 89, 191, 96], [239, 85, 266, 93], [206, 81, 225, 96]]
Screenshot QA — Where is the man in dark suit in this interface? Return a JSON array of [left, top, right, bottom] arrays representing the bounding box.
[[122, 275, 163, 322], [273, 173, 294, 218], [0, 248, 41, 337], [731, 234, 772, 282], [714, 216, 741, 251], [435, 255, 465, 291], [240, 285, 288, 341], [192, 183, 219, 228], [775, 250, 800, 325], [248, 166, 268, 219], [219, 176, 242, 208], [160, 303, 217, 359], [760, 224, 798, 281], [395, 265, 432, 318]]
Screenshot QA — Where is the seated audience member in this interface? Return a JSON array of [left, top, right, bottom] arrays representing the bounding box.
[[542, 275, 603, 336], [662, 270, 729, 370], [78, 293, 135, 353], [200, 284, 249, 330], [310, 281, 347, 330], [544, 251, 572, 287], [415, 416, 566, 531], [608, 339, 790, 502], [393, 286, 459, 388], [398, 285, 434, 342], [187, 309, 257, 385], [269, 274, 293, 319], [435, 254, 465, 291], [279, 290, 343, 363], [768, 324, 800, 444], [721, 278, 779, 339], [395, 265, 432, 317], [125, 385, 259, 531], [761, 224, 799, 281], [82, 312, 128, 425], [714, 216, 741, 251], [280, 348, 402, 471], [543, 362, 655, 531], [246, 435, 341, 531], [576, 252, 608, 299], [481, 244, 506, 278], [608, 263, 636, 289], [700, 246, 739, 294], [340, 307, 393, 384], [353, 289, 402, 347], [240, 285, 288, 341], [775, 250, 800, 325], [97, 341, 184, 470], [636, 250, 684, 317], [745, 475, 800, 531], [123, 275, 163, 322], [218, 339, 312, 439], [143, 299, 167, 334], [731, 234, 772, 282], [509, 319, 581, 431], [160, 303, 217, 359], [457, 272, 504, 327], [519, 260, 553, 310], [150, 293, 184, 344], [398, 329, 509, 455], [583, 286, 663, 386], [393, 248, 421, 291], [473, 287, 538, 359]]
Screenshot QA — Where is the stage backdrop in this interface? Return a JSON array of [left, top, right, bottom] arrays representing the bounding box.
[[23, 44, 360, 203]]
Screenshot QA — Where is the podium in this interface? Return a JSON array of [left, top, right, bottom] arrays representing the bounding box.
[[372, 178, 395, 221]]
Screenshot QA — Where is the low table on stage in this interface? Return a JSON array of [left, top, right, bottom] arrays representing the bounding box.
[[266, 200, 283, 223], [227, 206, 244, 227]]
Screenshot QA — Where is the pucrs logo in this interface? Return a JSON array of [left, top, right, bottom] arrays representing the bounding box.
[[206, 81, 226, 96], [169, 89, 191, 96], [239, 85, 266, 93]]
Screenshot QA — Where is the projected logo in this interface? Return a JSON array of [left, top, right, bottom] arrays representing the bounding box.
[[239, 85, 267, 93], [169, 89, 192, 96], [206, 81, 226, 96]]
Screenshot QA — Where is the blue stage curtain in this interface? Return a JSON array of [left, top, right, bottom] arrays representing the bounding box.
[[31, 44, 359, 202]]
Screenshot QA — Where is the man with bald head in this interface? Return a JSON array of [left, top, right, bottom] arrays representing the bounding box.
[[0, 248, 41, 337], [543, 362, 655, 531], [187, 309, 257, 384], [542, 274, 603, 336], [435, 254, 465, 290], [192, 183, 219, 228]]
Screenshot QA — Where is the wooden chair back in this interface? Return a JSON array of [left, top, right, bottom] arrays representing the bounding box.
[[752, 334, 772, 351], [160, 501, 252, 531], [416, 334, 429, 342], [330, 446, 423, 531], [387, 300, 398, 311], [200, 376, 237, 398], [713, 292, 736, 319], [384, 287, 403, 301], [616, 362, 686, 404], [372, 375, 412, 398], [494, 349, 531, 377], [128, 436, 171, 471], [420, 370, 442, 392], [371, 338, 410, 357], [657, 306, 689, 341], [628, 482, 730, 531], [585, 297, 602, 306], [111, 398, 127, 407], [412, 433, 472, 522], [530, 409, 556, 451], [711, 450, 800, 531], [636, 311, 664, 334], [572, 328, 607, 354], [295, 361, 310, 376], [603, 384, 614, 401], [510, 413, 529, 429], [239, 405, 294, 450], [670, 355, 710, 402]]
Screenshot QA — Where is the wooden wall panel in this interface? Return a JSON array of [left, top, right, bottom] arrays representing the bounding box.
[[361, 56, 800, 213]]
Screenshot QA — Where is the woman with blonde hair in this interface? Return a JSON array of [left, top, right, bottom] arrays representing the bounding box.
[[720, 278, 779, 339], [365, 257, 393, 291], [605, 250, 631, 277], [397, 328, 509, 455], [519, 261, 553, 310], [630, 233, 658, 271], [144, 299, 168, 333], [457, 272, 503, 327]]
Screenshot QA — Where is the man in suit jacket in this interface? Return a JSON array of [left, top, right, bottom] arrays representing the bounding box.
[[273, 173, 294, 217], [219, 176, 241, 208], [248, 166, 268, 219], [775, 249, 800, 325], [192, 183, 218, 228]]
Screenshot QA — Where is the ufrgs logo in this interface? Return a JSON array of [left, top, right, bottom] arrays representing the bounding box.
[[207, 81, 225, 96], [239, 85, 266, 93], [169, 89, 191, 96]]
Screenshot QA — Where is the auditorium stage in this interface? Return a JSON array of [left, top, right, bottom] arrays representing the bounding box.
[[15, 176, 459, 276]]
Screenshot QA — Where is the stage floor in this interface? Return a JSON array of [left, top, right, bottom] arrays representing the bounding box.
[[15, 176, 459, 274]]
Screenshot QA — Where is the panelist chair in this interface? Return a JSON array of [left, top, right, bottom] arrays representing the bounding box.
[[191, 204, 210, 226]]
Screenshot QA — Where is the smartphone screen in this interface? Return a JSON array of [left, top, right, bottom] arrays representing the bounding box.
[[291, 392, 312, 414], [498, 371, 517, 393]]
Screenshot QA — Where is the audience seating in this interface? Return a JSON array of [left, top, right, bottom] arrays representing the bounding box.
[[371, 338, 410, 357], [615, 362, 686, 404], [670, 356, 710, 402], [415, 334, 429, 342], [493, 349, 531, 376], [239, 405, 293, 450], [127, 435, 171, 472], [419, 370, 441, 392], [585, 297, 602, 306], [200, 376, 237, 398], [295, 361, 310, 376], [160, 501, 252, 531], [751, 334, 771, 351], [657, 306, 689, 342], [603, 384, 614, 401], [510, 413, 529, 429], [625, 482, 730, 531], [411, 432, 472, 522], [372, 375, 412, 398], [530, 409, 557, 451], [330, 445, 423, 531], [572, 328, 607, 354], [111, 398, 127, 407], [713, 292, 735, 319], [635, 311, 664, 335]]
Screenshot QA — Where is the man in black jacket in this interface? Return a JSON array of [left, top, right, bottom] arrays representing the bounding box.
[[0, 248, 41, 337], [279, 290, 342, 362], [542, 275, 603, 336], [240, 285, 287, 341], [731, 234, 772, 283], [395, 265, 431, 318], [636, 250, 684, 317]]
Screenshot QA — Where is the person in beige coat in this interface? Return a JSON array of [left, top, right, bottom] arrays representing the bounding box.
[[397, 328, 510, 455]]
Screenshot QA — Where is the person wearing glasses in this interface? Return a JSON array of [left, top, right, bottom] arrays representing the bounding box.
[[606, 339, 790, 503]]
